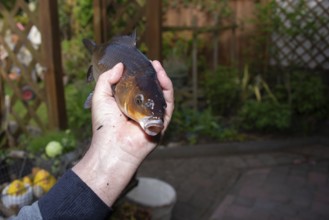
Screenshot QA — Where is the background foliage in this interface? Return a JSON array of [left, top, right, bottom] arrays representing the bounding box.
[[200, 0, 327, 141], [2, 0, 328, 150]]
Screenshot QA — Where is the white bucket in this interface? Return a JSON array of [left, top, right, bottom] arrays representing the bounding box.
[[126, 177, 176, 220]]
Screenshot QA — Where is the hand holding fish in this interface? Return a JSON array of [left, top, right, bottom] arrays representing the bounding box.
[[72, 60, 174, 207], [91, 60, 174, 161], [83, 31, 167, 136]]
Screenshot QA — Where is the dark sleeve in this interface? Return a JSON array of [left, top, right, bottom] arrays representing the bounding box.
[[38, 169, 112, 220]]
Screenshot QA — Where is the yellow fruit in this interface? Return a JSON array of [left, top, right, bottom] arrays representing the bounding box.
[[32, 167, 41, 177], [33, 169, 56, 193], [22, 176, 32, 186], [7, 180, 27, 196]]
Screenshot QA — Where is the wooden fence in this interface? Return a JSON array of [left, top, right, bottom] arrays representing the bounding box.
[[92, 0, 259, 68], [1, 0, 328, 148], [0, 0, 67, 148], [160, 0, 263, 109], [163, 0, 329, 69], [162, 0, 329, 108]]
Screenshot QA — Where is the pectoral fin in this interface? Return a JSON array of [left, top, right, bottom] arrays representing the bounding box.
[[84, 92, 93, 109], [86, 65, 94, 83]]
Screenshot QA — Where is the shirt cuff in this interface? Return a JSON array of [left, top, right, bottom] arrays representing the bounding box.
[[38, 169, 111, 220]]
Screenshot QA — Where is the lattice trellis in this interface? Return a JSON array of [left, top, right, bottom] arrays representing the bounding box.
[[270, 0, 329, 70], [0, 0, 66, 148]]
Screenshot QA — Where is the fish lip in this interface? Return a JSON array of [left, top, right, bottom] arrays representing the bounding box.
[[140, 118, 164, 136]]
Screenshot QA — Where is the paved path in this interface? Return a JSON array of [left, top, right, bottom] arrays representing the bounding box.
[[137, 140, 329, 220]]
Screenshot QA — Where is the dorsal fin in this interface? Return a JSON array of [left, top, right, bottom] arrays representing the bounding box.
[[111, 30, 137, 47], [82, 39, 96, 54]]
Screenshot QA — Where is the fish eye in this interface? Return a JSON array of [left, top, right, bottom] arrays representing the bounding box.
[[134, 94, 144, 105]]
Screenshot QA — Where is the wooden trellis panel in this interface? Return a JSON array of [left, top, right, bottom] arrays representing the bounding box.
[[270, 0, 329, 70], [0, 0, 67, 148]]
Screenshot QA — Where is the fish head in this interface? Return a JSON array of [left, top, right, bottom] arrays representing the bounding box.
[[115, 75, 166, 136]]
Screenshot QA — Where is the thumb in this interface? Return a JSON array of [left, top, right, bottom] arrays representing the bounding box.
[[109, 63, 124, 85], [93, 63, 124, 99], [91, 63, 124, 129]]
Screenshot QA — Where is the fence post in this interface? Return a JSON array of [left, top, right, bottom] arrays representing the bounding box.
[[213, 14, 219, 70], [145, 0, 162, 61], [192, 15, 198, 110], [0, 76, 3, 126], [39, 0, 67, 130], [93, 0, 109, 44]]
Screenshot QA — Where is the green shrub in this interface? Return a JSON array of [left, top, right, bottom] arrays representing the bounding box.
[[238, 100, 292, 132], [22, 130, 76, 154], [289, 71, 329, 132], [290, 72, 328, 117], [165, 107, 239, 144], [65, 80, 93, 138], [62, 36, 91, 81], [203, 67, 240, 116]]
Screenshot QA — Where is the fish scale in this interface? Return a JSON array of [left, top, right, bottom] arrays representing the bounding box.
[[101, 44, 153, 76]]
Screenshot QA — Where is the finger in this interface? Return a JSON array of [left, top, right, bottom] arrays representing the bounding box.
[[152, 60, 173, 92], [92, 63, 125, 129], [109, 63, 124, 84], [152, 60, 174, 131]]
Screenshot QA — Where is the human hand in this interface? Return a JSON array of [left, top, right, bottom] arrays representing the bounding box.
[[73, 61, 174, 206], [90, 60, 174, 166]]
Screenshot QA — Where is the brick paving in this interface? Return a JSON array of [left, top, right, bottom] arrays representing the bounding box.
[[137, 141, 329, 220]]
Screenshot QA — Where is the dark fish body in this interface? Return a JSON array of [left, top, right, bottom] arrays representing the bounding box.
[[83, 31, 166, 136]]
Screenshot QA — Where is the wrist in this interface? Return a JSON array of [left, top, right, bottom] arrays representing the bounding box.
[[72, 143, 139, 207]]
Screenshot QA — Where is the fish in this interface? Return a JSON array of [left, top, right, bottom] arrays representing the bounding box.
[[83, 31, 166, 136]]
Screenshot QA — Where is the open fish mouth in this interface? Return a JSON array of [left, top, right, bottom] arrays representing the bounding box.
[[140, 118, 164, 136]]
